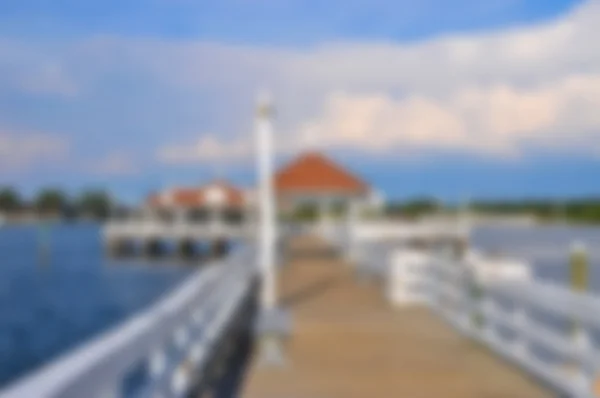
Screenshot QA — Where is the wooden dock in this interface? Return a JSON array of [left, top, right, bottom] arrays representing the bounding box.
[[242, 235, 553, 398]]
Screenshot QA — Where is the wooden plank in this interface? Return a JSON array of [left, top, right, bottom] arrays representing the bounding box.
[[242, 235, 553, 398]]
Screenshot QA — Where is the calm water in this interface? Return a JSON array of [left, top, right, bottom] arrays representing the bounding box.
[[0, 223, 193, 388], [472, 225, 600, 292]]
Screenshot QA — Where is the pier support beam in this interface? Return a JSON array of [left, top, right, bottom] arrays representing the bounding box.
[[145, 238, 167, 259], [211, 238, 230, 258], [108, 238, 136, 258], [178, 239, 198, 260]]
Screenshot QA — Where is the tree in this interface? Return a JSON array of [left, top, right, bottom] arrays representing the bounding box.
[[385, 197, 440, 218], [77, 190, 112, 219], [293, 203, 319, 222], [35, 189, 69, 215], [0, 187, 22, 213]]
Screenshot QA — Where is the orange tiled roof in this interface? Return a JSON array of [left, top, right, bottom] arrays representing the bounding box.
[[147, 180, 245, 208], [274, 151, 369, 195]]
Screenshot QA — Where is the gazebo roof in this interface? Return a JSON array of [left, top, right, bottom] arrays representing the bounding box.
[[274, 151, 369, 196]]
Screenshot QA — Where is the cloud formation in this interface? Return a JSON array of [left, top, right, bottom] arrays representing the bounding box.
[[142, 0, 600, 162], [0, 129, 69, 170], [158, 136, 252, 165], [299, 74, 600, 158], [0, 0, 599, 169]]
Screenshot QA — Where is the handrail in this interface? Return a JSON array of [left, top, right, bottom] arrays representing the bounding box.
[[430, 256, 600, 398], [373, 234, 600, 397], [0, 245, 257, 398]]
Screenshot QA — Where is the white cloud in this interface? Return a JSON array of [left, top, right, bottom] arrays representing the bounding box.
[[158, 135, 253, 164], [2, 0, 600, 163], [148, 0, 600, 161], [0, 130, 69, 170], [88, 152, 140, 175], [298, 73, 600, 158]]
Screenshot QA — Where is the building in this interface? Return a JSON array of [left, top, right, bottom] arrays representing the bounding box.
[[140, 151, 383, 222], [274, 151, 383, 220], [144, 180, 251, 225], [104, 151, 384, 258]]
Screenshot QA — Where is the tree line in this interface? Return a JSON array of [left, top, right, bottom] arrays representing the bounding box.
[[0, 187, 113, 220], [384, 197, 600, 223], [468, 199, 600, 223]]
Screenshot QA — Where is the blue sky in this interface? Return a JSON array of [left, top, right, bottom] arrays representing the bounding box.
[[0, 0, 581, 42], [0, 0, 598, 203]]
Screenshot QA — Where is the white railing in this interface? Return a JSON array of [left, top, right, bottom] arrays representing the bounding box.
[[0, 246, 258, 398], [103, 219, 254, 241], [387, 247, 600, 398], [350, 220, 469, 242]]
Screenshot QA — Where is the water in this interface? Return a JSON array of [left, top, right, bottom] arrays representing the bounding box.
[[471, 224, 600, 292], [0, 223, 193, 388]]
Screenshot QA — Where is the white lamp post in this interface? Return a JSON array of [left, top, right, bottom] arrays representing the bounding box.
[[256, 92, 277, 310], [254, 92, 289, 367]]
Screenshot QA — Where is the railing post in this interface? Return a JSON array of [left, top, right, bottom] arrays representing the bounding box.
[[149, 348, 166, 378], [467, 270, 484, 334], [511, 305, 528, 360], [432, 246, 449, 312], [174, 326, 189, 349], [346, 201, 358, 262], [566, 241, 595, 394], [481, 295, 498, 343], [171, 361, 192, 397]]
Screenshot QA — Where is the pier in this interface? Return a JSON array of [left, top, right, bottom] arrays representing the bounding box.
[[243, 234, 552, 398], [3, 96, 600, 398], [103, 181, 254, 260]]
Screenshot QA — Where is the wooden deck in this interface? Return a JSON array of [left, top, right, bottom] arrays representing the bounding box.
[[242, 235, 554, 398]]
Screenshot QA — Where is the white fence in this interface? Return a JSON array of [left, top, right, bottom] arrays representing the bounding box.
[[350, 221, 468, 242], [387, 246, 600, 398], [0, 246, 258, 398], [103, 219, 254, 241]]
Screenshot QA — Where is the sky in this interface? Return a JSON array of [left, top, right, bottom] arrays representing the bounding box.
[[0, 0, 598, 203]]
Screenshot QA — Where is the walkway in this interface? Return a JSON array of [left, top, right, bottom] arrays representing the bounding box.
[[242, 235, 553, 398]]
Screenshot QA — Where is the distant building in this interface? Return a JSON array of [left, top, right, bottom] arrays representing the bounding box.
[[274, 151, 382, 218], [143, 180, 251, 224], [133, 151, 382, 222], [104, 151, 384, 258]]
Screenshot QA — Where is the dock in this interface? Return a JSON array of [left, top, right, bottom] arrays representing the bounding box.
[[242, 235, 553, 398], [5, 97, 598, 398]]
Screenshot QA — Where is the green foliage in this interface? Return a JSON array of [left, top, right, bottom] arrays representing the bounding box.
[[0, 187, 22, 212], [293, 203, 319, 222], [384, 197, 600, 224], [330, 200, 347, 218], [385, 197, 440, 218], [35, 189, 69, 214], [471, 199, 600, 223], [77, 190, 112, 219]]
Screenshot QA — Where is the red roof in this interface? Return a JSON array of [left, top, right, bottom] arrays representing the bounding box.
[[147, 181, 245, 208], [275, 151, 369, 195]]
